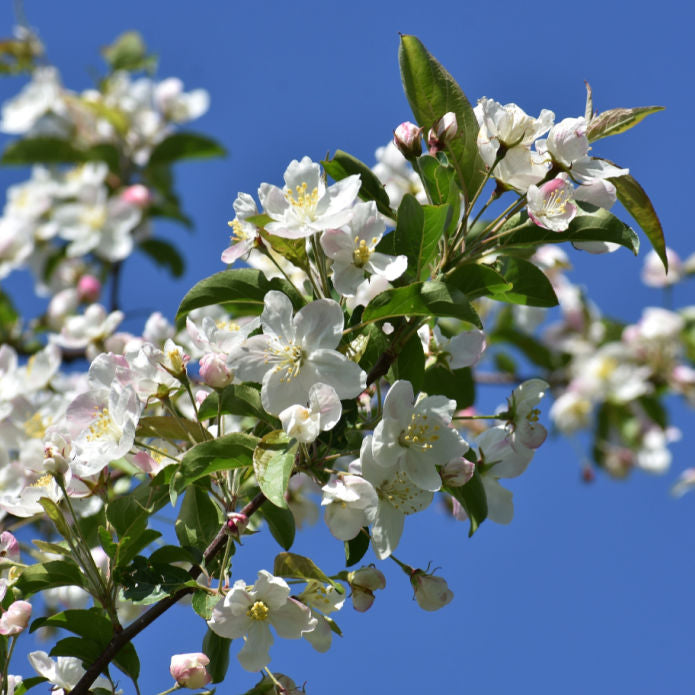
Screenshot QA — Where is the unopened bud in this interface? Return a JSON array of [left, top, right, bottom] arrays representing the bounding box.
[[169, 652, 211, 689], [227, 512, 248, 539], [121, 184, 152, 208], [43, 430, 72, 476], [199, 352, 234, 389], [77, 275, 102, 303], [0, 600, 32, 636], [347, 565, 386, 612], [441, 458, 475, 487], [410, 570, 454, 611], [393, 121, 423, 160], [427, 111, 458, 153], [0, 532, 20, 563]]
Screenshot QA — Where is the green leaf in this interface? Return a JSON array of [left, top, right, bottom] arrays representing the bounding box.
[[239, 678, 277, 695], [500, 205, 640, 256], [176, 268, 304, 320], [2, 137, 84, 165], [119, 556, 193, 604], [273, 552, 336, 587], [446, 262, 511, 299], [344, 529, 370, 567], [493, 256, 558, 308], [38, 498, 72, 540], [32, 540, 72, 558], [192, 590, 219, 620], [136, 415, 208, 443], [258, 229, 310, 273], [587, 105, 664, 142], [139, 238, 185, 278], [253, 431, 296, 509], [16, 560, 85, 596], [202, 628, 231, 683], [102, 31, 156, 72], [422, 364, 475, 410], [416, 155, 461, 236], [362, 280, 481, 327], [259, 503, 295, 551], [11, 676, 44, 694], [50, 636, 101, 663], [97, 527, 117, 559], [610, 172, 667, 270], [148, 132, 226, 165], [399, 35, 485, 203], [0, 289, 19, 341], [198, 384, 277, 426], [175, 485, 224, 552], [444, 469, 488, 537], [170, 432, 258, 493], [323, 149, 393, 218], [393, 330, 425, 394]]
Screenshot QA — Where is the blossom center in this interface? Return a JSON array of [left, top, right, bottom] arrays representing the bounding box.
[[86, 406, 121, 442], [269, 341, 304, 382], [81, 204, 107, 230], [285, 182, 319, 221], [353, 236, 378, 268], [23, 412, 50, 439], [227, 218, 248, 243], [31, 473, 53, 488], [543, 188, 571, 216], [246, 600, 269, 621], [398, 413, 440, 450], [379, 471, 427, 514]]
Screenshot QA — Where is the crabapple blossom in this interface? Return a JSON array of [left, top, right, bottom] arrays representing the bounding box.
[[0, 600, 32, 635], [169, 652, 212, 689], [410, 571, 454, 611], [259, 156, 360, 239], [506, 379, 549, 450], [347, 566, 386, 612], [527, 175, 578, 231], [279, 382, 342, 443], [28, 651, 111, 693], [297, 580, 346, 652], [0, 532, 20, 563], [207, 570, 317, 672], [321, 473, 378, 540], [642, 247, 683, 287], [393, 120, 423, 159], [221, 192, 260, 264]]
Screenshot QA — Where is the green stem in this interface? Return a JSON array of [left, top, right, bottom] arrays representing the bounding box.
[[310, 233, 331, 297], [154, 684, 181, 695], [389, 553, 414, 576], [1, 635, 18, 694]]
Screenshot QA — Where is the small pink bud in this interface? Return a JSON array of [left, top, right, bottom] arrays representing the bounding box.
[[0, 601, 32, 636], [0, 532, 19, 563], [169, 652, 212, 689], [227, 512, 248, 539], [199, 352, 234, 389], [121, 184, 152, 208], [393, 121, 423, 160], [441, 458, 475, 487], [427, 112, 458, 153], [410, 571, 454, 611], [77, 275, 102, 303]]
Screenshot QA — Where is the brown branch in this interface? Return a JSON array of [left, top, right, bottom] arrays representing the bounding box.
[[71, 492, 266, 695]]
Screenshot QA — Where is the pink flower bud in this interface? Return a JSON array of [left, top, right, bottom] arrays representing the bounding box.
[[169, 652, 212, 689], [441, 458, 475, 487], [199, 352, 234, 389], [121, 184, 152, 208], [393, 121, 423, 160], [427, 112, 457, 153], [77, 275, 102, 303], [0, 601, 32, 636], [226, 512, 248, 539], [0, 532, 20, 563], [410, 571, 454, 611]]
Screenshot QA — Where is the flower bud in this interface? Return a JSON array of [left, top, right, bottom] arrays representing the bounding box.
[[169, 652, 212, 689], [0, 532, 20, 563], [441, 458, 475, 487], [77, 275, 102, 303], [226, 512, 248, 540], [410, 570, 454, 611], [121, 184, 152, 208], [199, 352, 234, 388], [427, 112, 457, 153], [43, 430, 73, 476], [0, 600, 32, 636], [347, 566, 386, 612], [393, 121, 423, 160]]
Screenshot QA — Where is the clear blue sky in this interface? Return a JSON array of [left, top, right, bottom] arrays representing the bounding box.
[[1, 1, 694, 693]]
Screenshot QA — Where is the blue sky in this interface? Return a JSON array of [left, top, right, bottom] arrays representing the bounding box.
[[1, 1, 694, 693]]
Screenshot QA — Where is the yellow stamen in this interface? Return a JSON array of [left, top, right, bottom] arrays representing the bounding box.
[[247, 600, 270, 621]]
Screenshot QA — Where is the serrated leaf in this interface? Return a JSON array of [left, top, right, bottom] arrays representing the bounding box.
[[139, 238, 185, 277], [493, 256, 558, 308], [344, 529, 370, 567], [16, 560, 85, 596], [416, 155, 461, 236], [587, 105, 663, 142], [444, 469, 488, 536], [259, 503, 295, 551], [610, 172, 666, 270], [399, 35, 485, 204], [202, 628, 231, 683], [175, 485, 224, 552], [323, 150, 393, 218], [362, 279, 481, 327], [149, 132, 226, 165], [176, 268, 305, 320], [253, 431, 296, 509]]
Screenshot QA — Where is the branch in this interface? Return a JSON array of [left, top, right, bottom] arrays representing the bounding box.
[[71, 492, 267, 695]]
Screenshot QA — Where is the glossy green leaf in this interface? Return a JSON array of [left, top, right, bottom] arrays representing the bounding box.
[[253, 431, 296, 509], [344, 529, 370, 567], [416, 155, 461, 236], [362, 279, 482, 327], [119, 555, 193, 604], [139, 238, 185, 277], [446, 262, 511, 299], [148, 132, 226, 165], [610, 172, 666, 270], [169, 432, 257, 493], [399, 35, 485, 203], [175, 485, 224, 552], [259, 503, 295, 551], [135, 415, 208, 443], [393, 330, 425, 394], [0, 289, 18, 341], [32, 540, 72, 558], [202, 628, 232, 683], [493, 256, 558, 308], [422, 364, 475, 409], [16, 560, 85, 596], [176, 268, 304, 320], [273, 552, 337, 586], [198, 384, 277, 426], [444, 469, 488, 537], [323, 149, 393, 218], [50, 636, 101, 663], [587, 105, 663, 142], [258, 228, 310, 273], [192, 590, 220, 620], [38, 498, 71, 540], [2, 137, 84, 165]]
